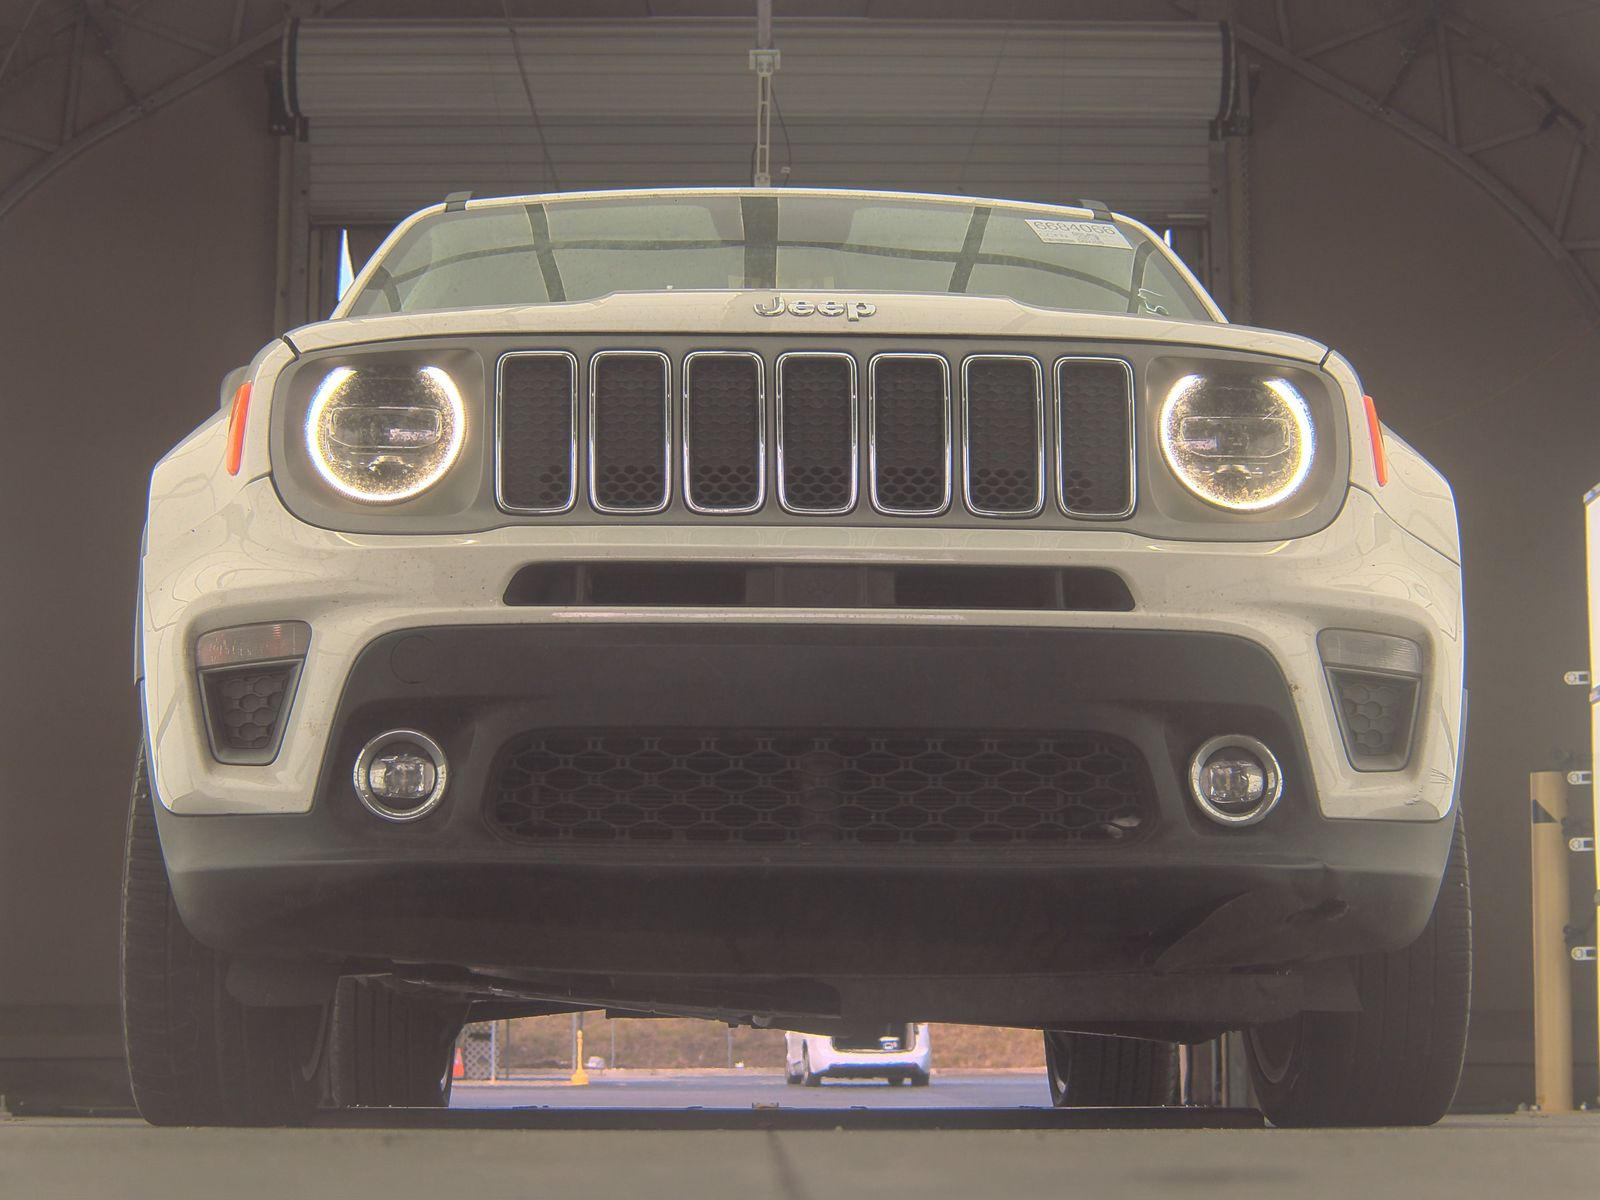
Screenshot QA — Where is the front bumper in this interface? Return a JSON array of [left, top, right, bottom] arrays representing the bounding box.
[[153, 621, 1455, 989], [143, 480, 1463, 824]]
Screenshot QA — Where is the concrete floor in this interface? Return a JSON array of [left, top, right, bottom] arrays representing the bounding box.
[[2, 1092, 1594, 1200]]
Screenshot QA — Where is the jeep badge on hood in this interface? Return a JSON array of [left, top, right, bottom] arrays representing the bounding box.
[[754, 295, 876, 320]]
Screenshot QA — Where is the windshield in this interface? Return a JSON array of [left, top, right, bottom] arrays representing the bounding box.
[[345, 193, 1216, 322]]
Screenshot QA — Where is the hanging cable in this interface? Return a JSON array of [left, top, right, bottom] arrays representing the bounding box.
[[501, 0, 562, 192]]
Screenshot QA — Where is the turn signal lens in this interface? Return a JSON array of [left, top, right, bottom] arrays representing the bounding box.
[[224, 382, 251, 476], [1363, 394, 1388, 487], [306, 365, 465, 502], [1160, 374, 1316, 511]]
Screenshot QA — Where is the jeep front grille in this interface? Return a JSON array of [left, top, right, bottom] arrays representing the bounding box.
[[490, 730, 1155, 847], [497, 347, 1136, 523]]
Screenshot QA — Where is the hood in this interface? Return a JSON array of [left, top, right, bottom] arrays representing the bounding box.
[[287, 290, 1329, 365]]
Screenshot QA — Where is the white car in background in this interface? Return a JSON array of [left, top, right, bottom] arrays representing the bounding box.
[[785, 1024, 932, 1087]]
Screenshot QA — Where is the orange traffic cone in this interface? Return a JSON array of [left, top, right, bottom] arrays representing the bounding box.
[[452, 1047, 466, 1080]]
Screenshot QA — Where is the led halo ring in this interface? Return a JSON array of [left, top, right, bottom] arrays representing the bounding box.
[[305, 364, 466, 503], [1159, 373, 1316, 512]]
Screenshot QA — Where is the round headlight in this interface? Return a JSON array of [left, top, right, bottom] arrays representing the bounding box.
[[305, 365, 465, 502], [1159, 374, 1315, 512]]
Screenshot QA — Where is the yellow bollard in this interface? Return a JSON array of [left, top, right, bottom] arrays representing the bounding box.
[[569, 1026, 590, 1086], [1530, 770, 1574, 1113]]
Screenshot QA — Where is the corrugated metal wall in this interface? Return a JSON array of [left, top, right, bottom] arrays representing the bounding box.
[[287, 19, 1228, 223]]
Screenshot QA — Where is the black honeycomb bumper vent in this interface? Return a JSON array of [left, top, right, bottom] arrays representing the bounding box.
[[491, 730, 1155, 847], [498, 352, 576, 512], [199, 662, 302, 765], [591, 352, 669, 511], [1057, 359, 1134, 517], [1328, 670, 1419, 769], [684, 353, 763, 513]]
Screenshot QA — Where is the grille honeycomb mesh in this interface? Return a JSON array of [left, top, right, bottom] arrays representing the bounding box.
[[207, 666, 293, 752], [686, 355, 762, 511], [592, 354, 668, 510], [872, 357, 948, 513], [965, 358, 1041, 514], [779, 355, 854, 511], [1332, 671, 1418, 761], [492, 730, 1154, 846], [499, 354, 574, 511], [1058, 360, 1133, 516]]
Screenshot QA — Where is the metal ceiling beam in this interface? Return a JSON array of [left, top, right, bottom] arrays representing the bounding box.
[[0, 20, 282, 221], [1219, 9, 1600, 317]]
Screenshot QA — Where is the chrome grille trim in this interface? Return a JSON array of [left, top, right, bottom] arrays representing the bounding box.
[[868, 352, 952, 517], [682, 350, 767, 515], [961, 354, 1045, 519], [588, 350, 672, 515], [775, 351, 859, 516], [494, 350, 579, 515], [1055, 356, 1137, 520]]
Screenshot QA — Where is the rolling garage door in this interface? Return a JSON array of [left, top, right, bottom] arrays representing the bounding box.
[[282, 18, 1235, 225]]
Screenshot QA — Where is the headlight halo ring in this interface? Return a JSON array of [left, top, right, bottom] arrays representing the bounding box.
[[1158, 371, 1317, 513], [304, 363, 466, 503]]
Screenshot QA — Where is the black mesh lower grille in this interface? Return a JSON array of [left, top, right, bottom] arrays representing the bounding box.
[[592, 354, 668, 510], [965, 357, 1042, 514], [498, 353, 575, 511], [1058, 359, 1133, 516], [491, 730, 1155, 847], [685, 354, 762, 511], [779, 355, 855, 512], [871, 357, 948, 513]]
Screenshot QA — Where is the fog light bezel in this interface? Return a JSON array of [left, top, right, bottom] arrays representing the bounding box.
[[353, 729, 449, 822], [1188, 734, 1283, 827]]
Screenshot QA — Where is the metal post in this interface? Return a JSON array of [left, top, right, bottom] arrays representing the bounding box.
[[1530, 770, 1575, 1112], [1585, 487, 1600, 1103], [748, 0, 779, 188], [569, 1012, 589, 1085], [488, 1018, 499, 1083]]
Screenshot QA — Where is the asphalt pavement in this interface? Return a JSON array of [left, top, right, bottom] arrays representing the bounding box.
[[450, 1069, 1049, 1109]]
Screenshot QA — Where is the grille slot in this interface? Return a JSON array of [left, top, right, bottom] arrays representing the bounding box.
[[684, 352, 764, 513], [1057, 358, 1135, 517], [497, 352, 577, 513], [590, 351, 670, 512], [777, 353, 857, 514], [491, 730, 1155, 847], [870, 355, 950, 515], [963, 356, 1043, 516]]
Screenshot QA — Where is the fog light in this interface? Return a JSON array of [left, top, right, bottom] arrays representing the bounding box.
[[354, 729, 448, 821], [1188, 735, 1282, 826]]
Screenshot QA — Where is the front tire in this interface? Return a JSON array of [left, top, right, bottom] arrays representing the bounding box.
[[1043, 1032, 1177, 1107], [121, 746, 322, 1126], [327, 979, 467, 1108], [1244, 814, 1472, 1128]]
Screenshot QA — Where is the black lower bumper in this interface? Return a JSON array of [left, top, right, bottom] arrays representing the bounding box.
[[154, 624, 1455, 1028]]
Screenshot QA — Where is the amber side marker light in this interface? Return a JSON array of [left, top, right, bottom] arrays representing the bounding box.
[[225, 381, 252, 476], [1362, 393, 1388, 487]]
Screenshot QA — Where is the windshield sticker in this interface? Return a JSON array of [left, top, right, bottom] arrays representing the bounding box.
[[1025, 219, 1131, 249]]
